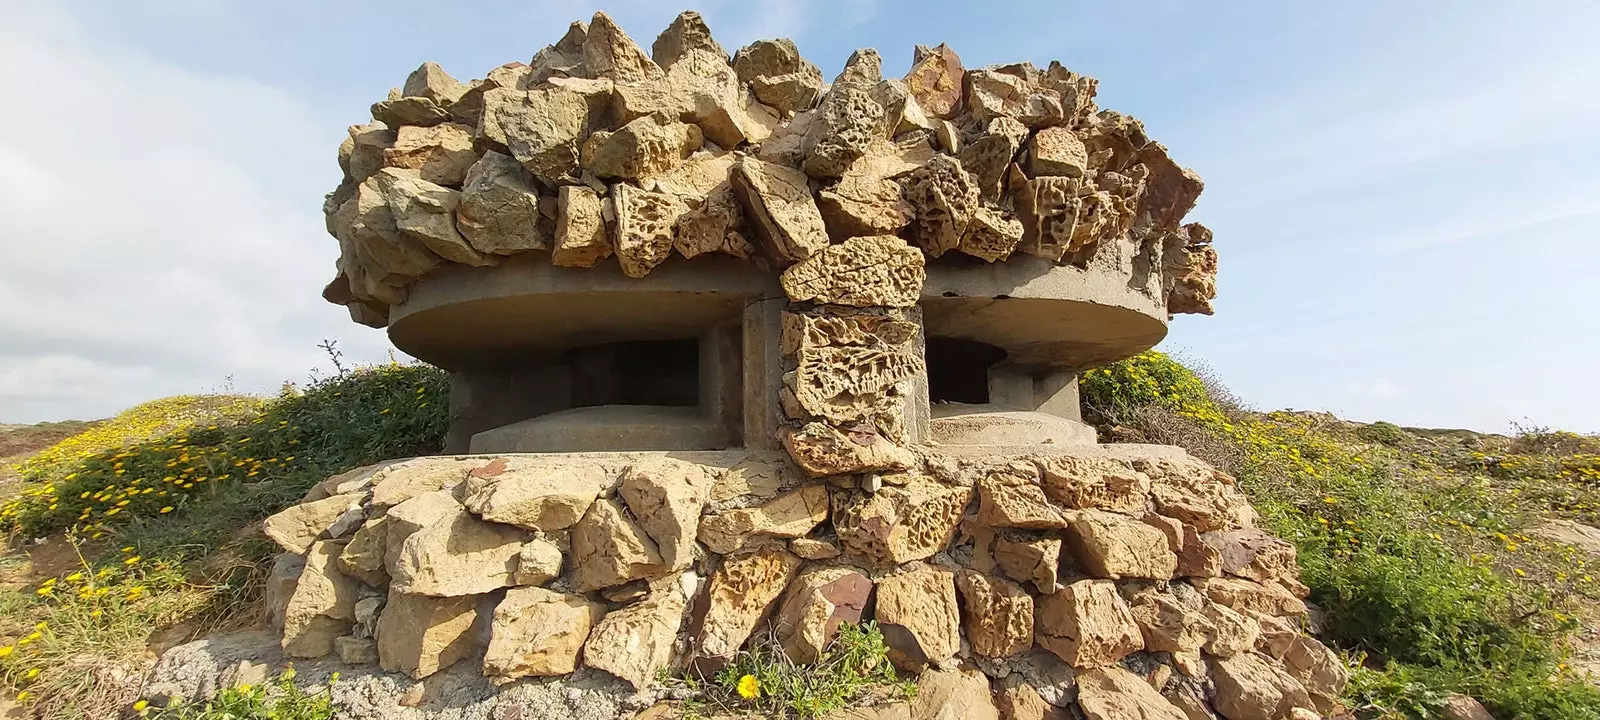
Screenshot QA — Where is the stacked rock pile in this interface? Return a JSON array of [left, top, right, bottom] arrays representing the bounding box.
[[318, 11, 1218, 330], [263, 446, 1346, 719]]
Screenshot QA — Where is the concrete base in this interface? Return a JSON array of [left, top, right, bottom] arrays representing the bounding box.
[[469, 405, 735, 454], [930, 406, 1098, 447]]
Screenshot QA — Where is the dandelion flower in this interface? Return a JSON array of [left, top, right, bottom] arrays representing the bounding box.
[[133, 699, 148, 713], [0, 646, 13, 659], [736, 674, 761, 700]]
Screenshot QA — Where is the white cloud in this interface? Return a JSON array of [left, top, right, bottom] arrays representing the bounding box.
[[1345, 378, 1402, 400], [0, 4, 392, 422]]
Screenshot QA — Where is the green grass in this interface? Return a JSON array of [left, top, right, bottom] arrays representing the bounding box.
[[0, 362, 448, 719], [1082, 352, 1600, 720], [673, 622, 916, 719], [139, 668, 335, 719]]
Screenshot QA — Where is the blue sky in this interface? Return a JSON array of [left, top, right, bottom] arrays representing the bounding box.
[[1, 0, 1597, 433]]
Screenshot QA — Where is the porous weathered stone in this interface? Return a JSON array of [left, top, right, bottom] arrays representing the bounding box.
[[902, 154, 980, 257], [818, 152, 917, 238], [994, 532, 1062, 594], [966, 69, 1064, 128], [1281, 636, 1348, 713], [1065, 510, 1178, 580], [511, 538, 563, 586], [1035, 579, 1142, 667], [692, 546, 803, 671], [954, 570, 1034, 658], [1176, 523, 1224, 578], [376, 590, 480, 680], [1029, 127, 1088, 179], [585, 115, 703, 181], [390, 507, 525, 597], [1014, 176, 1083, 262], [1136, 456, 1253, 532], [371, 95, 451, 127], [730, 156, 829, 264], [529, 21, 588, 84], [1037, 456, 1152, 515], [1208, 528, 1299, 584], [733, 39, 823, 114], [786, 311, 921, 431], [698, 484, 829, 554], [790, 537, 842, 560], [264, 492, 364, 555], [371, 168, 492, 266], [903, 44, 964, 119], [1190, 577, 1307, 617], [483, 586, 602, 683], [553, 184, 613, 268], [1076, 666, 1188, 720], [585, 583, 687, 688], [977, 463, 1068, 529], [959, 117, 1028, 202], [581, 11, 664, 84], [344, 121, 397, 183], [651, 11, 725, 70], [1201, 599, 1258, 660], [479, 85, 595, 184], [834, 49, 883, 88], [780, 235, 926, 307], [463, 461, 608, 532], [1164, 222, 1219, 316], [611, 183, 685, 278], [569, 498, 664, 591], [382, 123, 477, 187], [455, 150, 548, 255], [782, 421, 917, 478], [804, 85, 885, 179], [912, 667, 1001, 720], [875, 564, 960, 671], [337, 516, 390, 588], [618, 458, 711, 570], [774, 566, 872, 664], [832, 478, 972, 566], [281, 541, 359, 658], [1209, 652, 1314, 720], [1129, 592, 1215, 656], [960, 206, 1024, 262]]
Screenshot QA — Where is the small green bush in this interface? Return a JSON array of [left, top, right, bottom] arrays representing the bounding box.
[[1357, 421, 1408, 447], [140, 668, 334, 720], [681, 621, 914, 718]]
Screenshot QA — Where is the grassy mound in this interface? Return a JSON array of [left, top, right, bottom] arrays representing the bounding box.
[[1083, 352, 1600, 719], [0, 363, 448, 719]]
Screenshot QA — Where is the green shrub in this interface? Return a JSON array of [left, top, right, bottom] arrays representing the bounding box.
[[139, 668, 334, 720], [679, 622, 914, 719], [1357, 421, 1408, 447]]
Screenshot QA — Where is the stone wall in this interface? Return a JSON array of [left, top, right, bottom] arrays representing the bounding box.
[[263, 445, 1346, 719], [318, 11, 1219, 331]]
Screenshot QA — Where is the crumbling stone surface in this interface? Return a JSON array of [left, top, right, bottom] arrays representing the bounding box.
[[482, 586, 602, 683], [584, 583, 687, 688], [773, 566, 872, 664], [875, 564, 960, 671], [691, 546, 803, 671], [780, 235, 926, 307]]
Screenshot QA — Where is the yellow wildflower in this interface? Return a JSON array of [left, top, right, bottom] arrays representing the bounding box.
[[736, 674, 761, 700]]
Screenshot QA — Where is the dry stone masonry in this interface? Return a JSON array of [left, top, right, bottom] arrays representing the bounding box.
[[273, 9, 1336, 719]]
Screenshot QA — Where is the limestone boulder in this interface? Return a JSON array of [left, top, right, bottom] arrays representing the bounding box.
[[585, 115, 702, 181], [833, 478, 972, 566], [281, 541, 359, 658], [734, 39, 823, 114], [376, 590, 480, 680], [966, 69, 1064, 128], [1028, 127, 1088, 179], [529, 21, 587, 84], [553, 184, 613, 268], [1129, 593, 1214, 656], [648, 149, 738, 199], [791, 537, 842, 560], [902, 154, 979, 258], [382, 123, 478, 188], [1013, 175, 1083, 262], [875, 564, 960, 671], [368, 457, 477, 508], [455, 150, 548, 255], [1444, 696, 1495, 720], [1175, 522, 1224, 578], [1202, 601, 1259, 658], [1065, 510, 1178, 580], [1165, 223, 1219, 316], [1037, 456, 1151, 515], [780, 235, 926, 308], [803, 85, 885, 180], [463, 461, 608, 532], [371, 168, 493, 267], [1076, 667, 1188, 720], [336, 516, 390, 588], [782, 421, 917, 478], [334, 636, 379, 666], [343, 121, 396, 184], [1209, 653, 1314, 720], [995, 681, 1070, 720], [674, 183, 753, 260], [266, 552, 304, 633], [581, 11, 664, 84], [786, 310, 922, 429], [691, 546, 803, 671], [511, 538, 563, 586], [730, 156, 829, 264], [833, 49, 883, 88], [402, 61, 467, 105], [817, 152, 916, 239], [959, 117, 1028, 202], [450, 62, 530, 128], [611, 183, 685, 278], [977, 464, 1067, 530], [960, 206, 1024, 262], [911, 667, 1000, 720], [1035, 579, 1142, 667], [389, 507, 526, 597], [651, 11, 724, 70], [1190, 577, 1306, 617], [618, 458, 712, 570], [1135, 457, 1253, 532], [994, 532, 1062, 594], [903, 44, 964, 119], [264, 492, 364, 555], [1207, 528, 1300, 584], [569, 498, 665, 591], [342, 177, 444, 280], [1281, 636, 1348, 713], [371, 95, 451, 127], [954, 571, 1034, 658], [478, 85, 595, 184], [585, 583, 688, 688], [698, 484, 829, 554], [483, 586, 602, 683], [774, 566, 872, 663]]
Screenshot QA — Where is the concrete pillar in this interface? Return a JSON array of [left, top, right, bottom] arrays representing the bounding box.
[[742, 298, 786, 450]]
